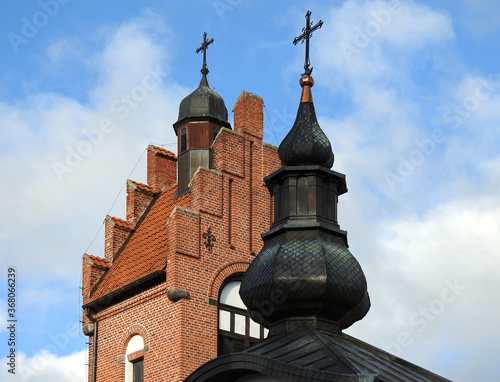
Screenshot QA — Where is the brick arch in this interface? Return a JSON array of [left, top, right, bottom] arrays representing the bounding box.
[[209, 262, 250, 299], [119, 323, 149, 354]]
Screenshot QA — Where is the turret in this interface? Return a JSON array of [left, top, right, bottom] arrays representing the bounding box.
[[173, 32, 231, 196]]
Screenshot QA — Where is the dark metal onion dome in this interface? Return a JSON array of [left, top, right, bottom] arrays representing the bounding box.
[[278, 75, 334, 168], [241, 228, 370, 331], [175, 68, 229, 126], [186, 15, 449, 382], [240, 73, 370, 334]]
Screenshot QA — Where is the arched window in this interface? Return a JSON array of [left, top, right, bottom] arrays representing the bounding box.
[[125, 335, 144, 382], [218, 275, 268, 355]]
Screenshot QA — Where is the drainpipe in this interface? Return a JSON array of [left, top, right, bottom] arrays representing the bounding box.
[[92, 320, 98, 382], [86, 310, 98, 382]]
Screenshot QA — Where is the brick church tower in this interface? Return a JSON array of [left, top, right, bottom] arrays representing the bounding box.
[[81, 34, 281, 382]]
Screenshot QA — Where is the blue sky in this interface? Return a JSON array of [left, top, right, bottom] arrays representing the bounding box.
[[1, 0, 499, 381]]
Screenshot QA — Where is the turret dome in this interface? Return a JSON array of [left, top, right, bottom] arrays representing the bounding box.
[[175, 72, 228, 127]]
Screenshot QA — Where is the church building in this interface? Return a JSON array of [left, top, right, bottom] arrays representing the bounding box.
[[82, 12, 450, 382], [81, 32, 281, 381]]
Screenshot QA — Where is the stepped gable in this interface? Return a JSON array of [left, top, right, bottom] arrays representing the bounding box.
[[81, 31, 282, 382], [88, 185, 189, 303], [85, 254, 110, 269]]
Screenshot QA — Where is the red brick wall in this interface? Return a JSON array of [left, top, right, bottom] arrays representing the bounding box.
[[84, 90, 281, 381], [126, 180, 155, 226], [147, 145, 177, 192], [233, 91, 264, 140], [190, 168, 223, 218], [104, 216, 134, 264], [166, 206, 201, 258], [212, 128, 245, 178]]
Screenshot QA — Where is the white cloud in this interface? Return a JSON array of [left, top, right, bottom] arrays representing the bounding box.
[[1, 349, 86, 382], [310, 5, 500, 380], [343, 164, 500, 380], [90, 9, 172, 105], [0, 10, 185, 280], [316, 0, 454, 80], [380, 1, 454, 48], [311, 2, 457, 186]]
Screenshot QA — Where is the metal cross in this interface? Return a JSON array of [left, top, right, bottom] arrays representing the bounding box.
[[196, 32, 214, 72], [293, 11, 323, 75]]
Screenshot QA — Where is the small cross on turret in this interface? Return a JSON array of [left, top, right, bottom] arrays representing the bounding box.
[[196, 32, 214, 75], [293, 11, 323, 76]]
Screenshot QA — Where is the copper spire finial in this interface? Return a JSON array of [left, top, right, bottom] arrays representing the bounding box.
[[299, 75, 314, 103]]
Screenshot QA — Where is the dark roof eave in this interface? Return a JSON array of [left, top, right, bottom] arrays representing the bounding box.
[[184, 353, 368, 382], [83, 269, 166, 314], [185, 328, 453, 382], [173, 115, 231, 132]]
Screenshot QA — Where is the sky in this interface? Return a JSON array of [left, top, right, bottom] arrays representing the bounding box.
[[0, 0, 499, 381]]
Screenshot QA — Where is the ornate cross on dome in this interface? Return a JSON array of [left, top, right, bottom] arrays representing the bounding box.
[[293, 11, 323, 75], [196, 32, 214, 75]]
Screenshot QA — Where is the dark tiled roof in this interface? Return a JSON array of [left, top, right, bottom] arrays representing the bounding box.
[[88, 185, 189, 302], [186, 327, 452, 382], [85, 254, 110, 269]]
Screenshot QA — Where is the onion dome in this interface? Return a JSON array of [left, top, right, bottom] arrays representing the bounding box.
[[240, 229, 370, 331], [278, 75, 334, 168], [175, 68, 229, 127], [240, 71, 370, 334]]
